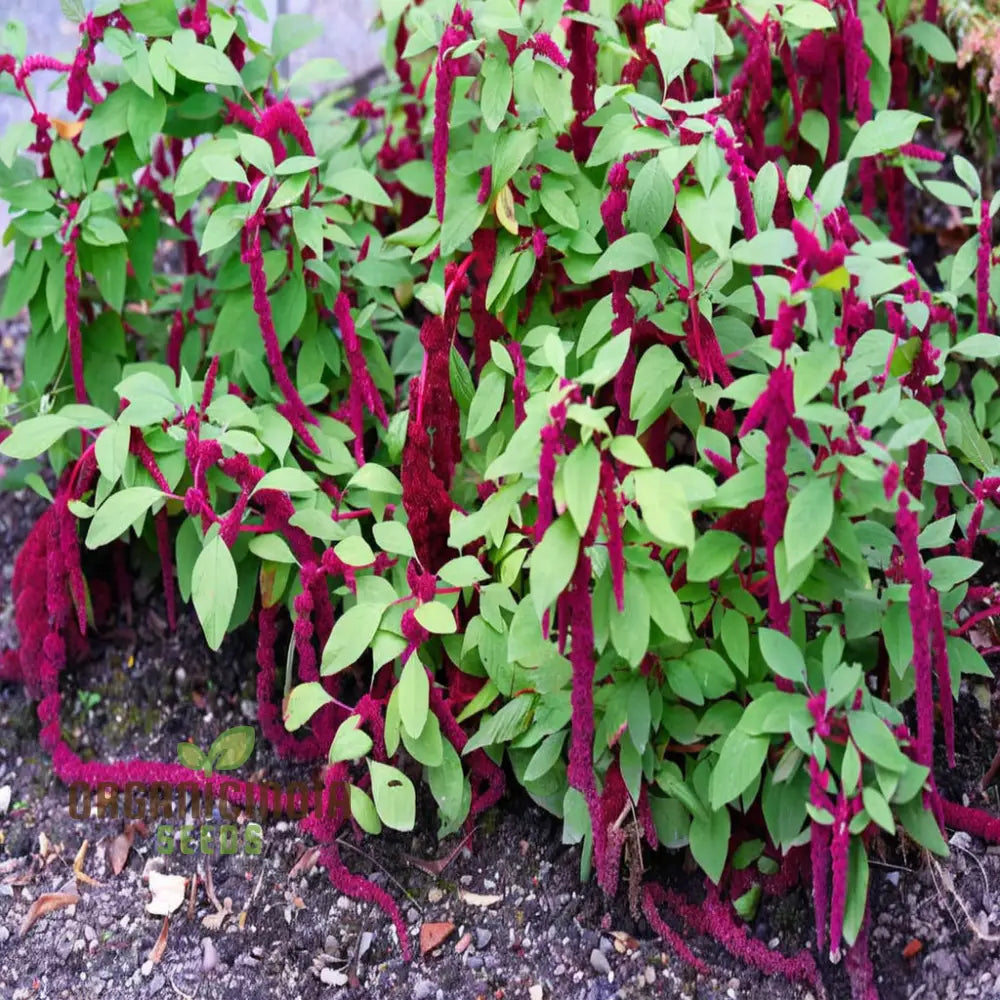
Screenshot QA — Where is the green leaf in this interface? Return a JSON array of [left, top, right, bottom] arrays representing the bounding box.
[[529, 514, 580, 619], [414, 601, 456, 634], [208, 725, 255, 771], [630, 344, 682, 424], [283, 681, 333, 731], [468, 370, 506, 438], [590, 232, 658, 279], [925, 556, 981, 591], [248, 534, 297, 564], [464, 695, 534, 753], [628, 156, 674, 239], [192, 533, 238, 651], [401, 710, 444, 767], [861, 786, 895, 834], [329, 715, 374, 763], [1, 415, 78, 459], [847, 109, 929, 161], [321, 603, 385, 675], [950, 333, 1000, 360], [448, 346, 476, 413], [272, 13, 322, 62], [347, 463, 403, 495], [481, 55, 513, 132], [368, 760, 416, 831], [50, 140, 85, 197], [428, 740, 466, 821], [327, 167, 392, 207], [253, 467, 319, 495], [562, 443, 601, 536], [847, 712, 908, 771], [524, 731, 567, 783], [438, 556, 489, 587], [399, 654, 430, 738], [689, 805, 731, 884], [841, 837, 870, 950], [896, 795, 949, 855], [166, 31, 243, 86], [731, 229, 797, 266], [782, 0, 836, 28], [122, 0, 179, 36], [902, 20, 957, 62], [784, 477, 834, 570], [200, 204, 248, 255], [373, 520, 415, 558], [687, 531, 742, 582], [86, 486, 163, 549], [757, 628, 806, 684], [633, 469, 694, 549], [540, 186, 579, 229], [349, 784, 382, 835], [330, 535, 373, 567]]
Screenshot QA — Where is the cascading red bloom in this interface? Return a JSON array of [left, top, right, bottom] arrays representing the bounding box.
[[242, 215, 320, 454], [978, 198, 992, 333], [565, 0, 598, 160], [333, 292, 389, 464], [432, 5, 474, 222], [896, 493, 935, 769]]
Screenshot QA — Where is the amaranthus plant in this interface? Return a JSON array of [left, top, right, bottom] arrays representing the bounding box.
[[4, 0, 1000, 994]]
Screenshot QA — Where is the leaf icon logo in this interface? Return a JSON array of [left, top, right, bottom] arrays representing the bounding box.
[[176, 726, 255, 777]]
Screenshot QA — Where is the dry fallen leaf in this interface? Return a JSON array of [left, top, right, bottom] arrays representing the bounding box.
[[458, 889, 502, 907], [73, 840, 100, 887], [147, 872, 187, 916], [419, 921, 455, 955], [19, 891, 81, 936], [149, 916, 169, 964], [203, 895, 233, 932], [402, 829, 475, 876], [288, 846, 321, 879], [108, 828, 134, 876], [50, 117, 85, 140], [611, 930, 639, 953], [494, 184, 518, 236]]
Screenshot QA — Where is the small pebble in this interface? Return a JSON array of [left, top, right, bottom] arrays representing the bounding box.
[[644, 966, 656, 985], [455, 932, 472, 954], [475, 928, 492, 950], [320, 968, 348, 986], [529, 986, 543, 1000], [590, 948, 611, 976], [428, 888, 444, 904], [412, 978, 436, 1000], [141, 960, 154, 977], [201, 937, 218, 973]]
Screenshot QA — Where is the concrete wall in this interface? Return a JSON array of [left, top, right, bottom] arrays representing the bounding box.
[[0, 0, 384, 273]]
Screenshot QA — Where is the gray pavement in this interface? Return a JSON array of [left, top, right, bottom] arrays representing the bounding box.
[[0, 0, 384, 273]]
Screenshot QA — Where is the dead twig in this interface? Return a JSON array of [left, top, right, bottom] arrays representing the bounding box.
[[238, 841, 270, 929], [337, 837, 423, 912], [930, 856, 1000, 942], [401, 828, 476, 877]]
